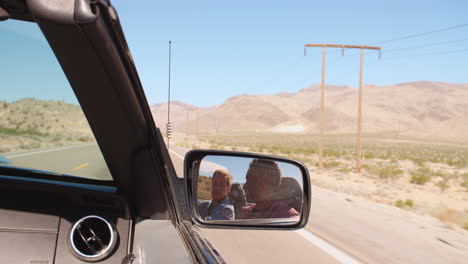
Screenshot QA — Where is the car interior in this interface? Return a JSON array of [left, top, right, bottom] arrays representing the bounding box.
[[0, 0, 197, 263], [0, 1, 310, 263]]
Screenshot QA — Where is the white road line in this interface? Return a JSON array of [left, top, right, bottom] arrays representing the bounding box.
[[168, 147, 360, 264], [295, 229, 361, 264], [169, 148, 185, 160], [5, 144, 94, 159]]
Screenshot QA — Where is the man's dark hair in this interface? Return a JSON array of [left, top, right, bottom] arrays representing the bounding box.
[[246, 158, 281, 186]]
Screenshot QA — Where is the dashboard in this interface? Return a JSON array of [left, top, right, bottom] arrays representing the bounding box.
[[0, 177, 132, 264]]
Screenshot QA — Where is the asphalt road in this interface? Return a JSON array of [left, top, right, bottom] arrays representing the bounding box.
[[3, 144, 468, 263], [4, 143, 112, 180], [168, 145, 468, 264]]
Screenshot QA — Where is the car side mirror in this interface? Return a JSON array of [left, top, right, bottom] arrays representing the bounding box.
[[184, 149, 311, 229]]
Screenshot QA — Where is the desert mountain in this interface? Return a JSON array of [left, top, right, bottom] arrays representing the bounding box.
[[150, 81, 468, 139], [0, 98, 92, 136], [0, 98, 93, 153]]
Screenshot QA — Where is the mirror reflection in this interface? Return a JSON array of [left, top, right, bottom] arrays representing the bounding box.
[[197, 156, 303, 221]]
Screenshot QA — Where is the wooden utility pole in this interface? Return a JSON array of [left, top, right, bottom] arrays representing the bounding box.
[[304, 43, 381, 173], [195, 111, 198, 136], [319, 46, 326, 169], [185, 110, 189, 139], [356, 48, 364, 173]]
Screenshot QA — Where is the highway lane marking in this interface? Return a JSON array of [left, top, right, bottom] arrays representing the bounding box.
[[73, 163, 89, 170], [168, 147, 360, 264], [295, 229, 360, 264], [5, 144, 95, 159], [169, 149, 185, 160]]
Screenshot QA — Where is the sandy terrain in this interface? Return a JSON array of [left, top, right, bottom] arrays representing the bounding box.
[[171, 132, 468, 233]]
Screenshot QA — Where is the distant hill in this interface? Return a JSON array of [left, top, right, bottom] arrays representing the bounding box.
[[150, 81, 468, 139], [0, 98, 92, 136], [0, 98, 93, 153]]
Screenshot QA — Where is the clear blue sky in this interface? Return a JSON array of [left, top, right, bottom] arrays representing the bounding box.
[[1, 0, 467, 106]]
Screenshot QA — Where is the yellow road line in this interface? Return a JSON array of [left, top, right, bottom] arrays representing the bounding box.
[[73, 163, 89, 170]]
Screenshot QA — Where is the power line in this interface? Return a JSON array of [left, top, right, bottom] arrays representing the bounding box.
[[332, 23, 468, 56], [383, 37, 468, 53], [382, 47, 468, 60], [268, 24, 468, 96], [368, 23, 468, 45], [333, 48, 468, 66], [284, 24, 468, 85], [332, 37, 468, 58]]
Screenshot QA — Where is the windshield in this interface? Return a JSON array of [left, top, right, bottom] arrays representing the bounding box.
[[0, 20, 112, 181], [113, 0, 467, 263]]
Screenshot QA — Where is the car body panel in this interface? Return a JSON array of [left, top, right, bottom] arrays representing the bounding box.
[[132, 219, 192, 264]]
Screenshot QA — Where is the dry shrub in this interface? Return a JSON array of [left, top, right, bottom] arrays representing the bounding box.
[[436, 209, 461, 227], [410, 167, 432, 185], [364, 164, 403, 180], [198, 175, 212, 200]]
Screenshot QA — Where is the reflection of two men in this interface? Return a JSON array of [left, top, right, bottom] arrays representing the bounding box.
[[199, 159, 299, 220], [198, 169, 235, 220]]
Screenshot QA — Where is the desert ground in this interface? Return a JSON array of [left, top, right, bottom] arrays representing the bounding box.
[[173, 132, 468, 232], [2, 82, 467, 232]]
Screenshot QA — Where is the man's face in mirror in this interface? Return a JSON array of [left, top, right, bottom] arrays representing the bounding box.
[[243, 161, 280, 205], [244, 172, 277, 203], [211, 170, 231, 202]]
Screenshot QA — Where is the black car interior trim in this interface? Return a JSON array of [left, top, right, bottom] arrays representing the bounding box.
[[0, 166, 116, 186], [23, 0, 172, 219], [0, 178, 131, 263], [0, 0, 199, 261], [0, 175, 117, 193]]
